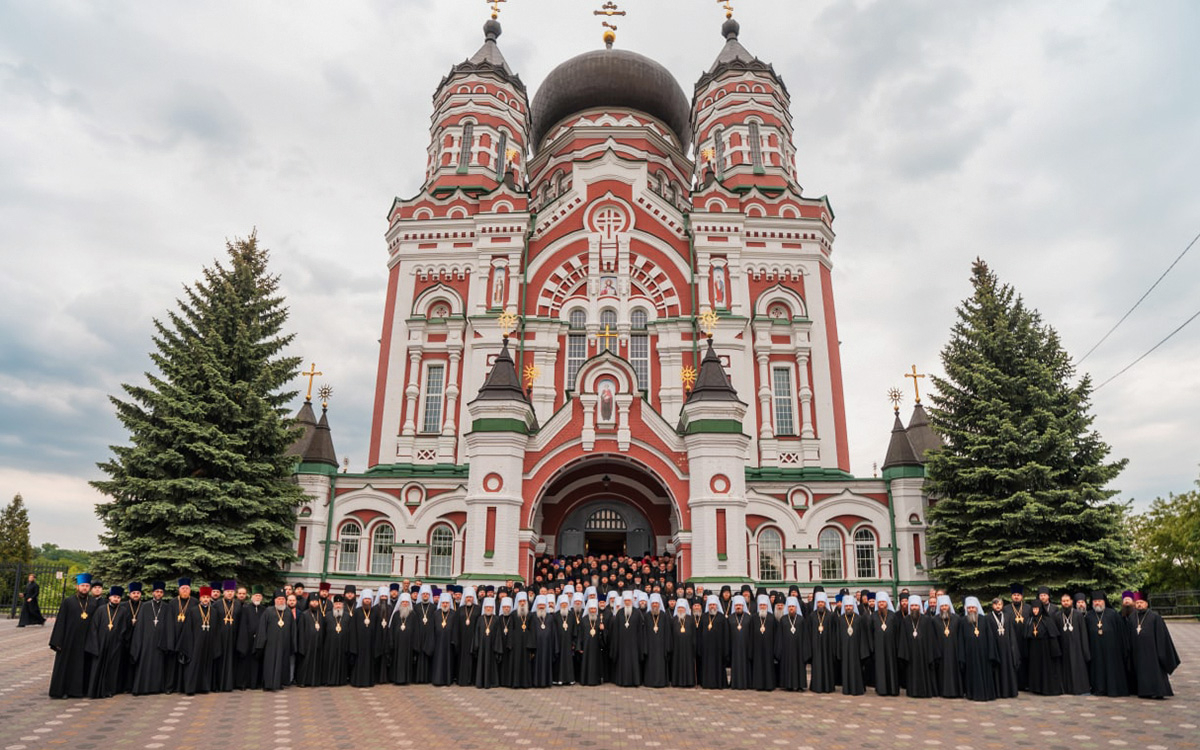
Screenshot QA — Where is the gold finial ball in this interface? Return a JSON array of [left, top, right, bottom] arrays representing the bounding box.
[[602, 29, 616, 45]]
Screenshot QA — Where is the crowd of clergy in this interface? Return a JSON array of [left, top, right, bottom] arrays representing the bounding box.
[[47, 569, 1180, 702]]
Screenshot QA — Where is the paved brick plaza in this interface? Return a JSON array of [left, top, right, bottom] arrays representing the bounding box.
[[2, 619, 1197, 750]]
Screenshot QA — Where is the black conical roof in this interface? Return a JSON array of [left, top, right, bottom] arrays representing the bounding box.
[[882, 412, 922, 469], [287, 400, 319, 460], [439, 19, 526, 95], [685, 338, 740, 403], [905, 403, 942, 462], [304, 407, 338, 468], [472, 337, 530, 402], [694, 17, 787, 96]]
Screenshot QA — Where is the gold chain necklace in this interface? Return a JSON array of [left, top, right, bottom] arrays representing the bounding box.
[[79, 593, 89, 620], [176, 597, 190, 623], [128, 599, 141, 625], [106, 602, 117, 631], [199, 604, 212, 632]]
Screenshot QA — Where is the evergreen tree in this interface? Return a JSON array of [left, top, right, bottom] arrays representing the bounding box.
[[92, 232, 304, 585], [925, 259, 1134, 596], [0, 493, 33, 564]]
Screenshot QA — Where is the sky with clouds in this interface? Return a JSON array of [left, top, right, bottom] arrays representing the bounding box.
[[1, 0, 1197, 550]]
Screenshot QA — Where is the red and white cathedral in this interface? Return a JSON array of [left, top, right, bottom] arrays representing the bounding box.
[[286, 14, 938, 592]]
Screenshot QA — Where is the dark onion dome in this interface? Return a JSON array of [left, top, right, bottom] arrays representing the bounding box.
[[530, 48, 691, 152]]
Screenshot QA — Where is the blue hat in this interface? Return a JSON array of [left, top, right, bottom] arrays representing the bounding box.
[[152, 581, 166, 592], [108, 586, 124, 597], [389, 583, 400, 592], [209, 580, 221, 591], [177, 577, 191, 587], [222, 579, 237, 591], [76, 573, 92, 585], [128, 582, 143, 593]]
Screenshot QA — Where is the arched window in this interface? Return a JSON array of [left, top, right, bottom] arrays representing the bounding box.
[[748, 121, 764, 170], [713, 127, 726, 179], [854, 528, 878, 579], [457, 122, 474, 171], [566, 309, 587, 388], [338, 522, 361, 573], [599, 309, 617, 353], [630, 309, 649, 391], [428, 525, 455, 578], [819, 528, 843, 580], [370, 524, 394, 575], [495, 131, 508, 180], [758, 528, 783, 582], [586, 509, 627, 531]]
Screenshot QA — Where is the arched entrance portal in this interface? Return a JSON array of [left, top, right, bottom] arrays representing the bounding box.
[[533, 454, 677, 559]]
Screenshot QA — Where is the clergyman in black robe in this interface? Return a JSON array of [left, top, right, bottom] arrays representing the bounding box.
[[553, 596, 578, 685], [411, 586, 436, 684], [256, 591, 297, 691], [867, 594, 900, 696], [129, 584, 169, 695], [697, 596, 729, 689], [957, 596, 998, 702], [295, 597, 325, 687], [642, 595, 672, 688], [85, 587, 129, 698], [453, 588, 479, 686], [1024, 601, 1062, 696], [473, 598, 504, 688], [347, 592, 381, 688], [430, 597, 458, 686], [389, 595, 416, 685], [807, 593, 838, 693], [530, 596, 560, 688], [932, 596, 964, 698], [178, 589, 222, 695], [1128, 597, 1180, 699], [986, 597, 1019, 698], [670, 601, 697, 687], [49, 576, 101, 699], [162, 582, 196, 694], [1057, 593, 1090, 695], [898, 595, 937, 698], [726, 596, 754, 690], [1005, 586, 1033, 690], [576, 602, 606, 686], [322, 597, 352, 687], [18, 575, 44, 627], [836, 599, 868, 696], [776, 596, 808, 692], [608, 594, 645, 687], [210, 584, 240, 692], [1085, 592, 1129, 696], [235, 589, 267, 690]]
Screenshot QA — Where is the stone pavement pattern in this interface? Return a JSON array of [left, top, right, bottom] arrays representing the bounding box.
[[2, 620, 1197, 750]]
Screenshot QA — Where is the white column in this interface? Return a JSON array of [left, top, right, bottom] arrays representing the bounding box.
[[795, 351, 815, 439], [402, 351, 422, 436], [757, 352, 774, 439], [441, 350, 462, 436]]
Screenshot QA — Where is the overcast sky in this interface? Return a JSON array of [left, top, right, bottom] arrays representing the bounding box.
[[2, 0, 1197, 550]]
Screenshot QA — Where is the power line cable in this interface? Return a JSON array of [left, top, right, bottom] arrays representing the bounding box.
[[1093, 306, 1200, 391], [1077, 230, 1200, 364]]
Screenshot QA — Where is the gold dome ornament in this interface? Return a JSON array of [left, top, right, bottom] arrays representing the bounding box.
[[523, 364, 541, 388], [497, 310, 519, 337], [698, 308, 720, 337], [887, 386, 904, 412], [681, 366, 697, 392], [594, 1, 625, 48]]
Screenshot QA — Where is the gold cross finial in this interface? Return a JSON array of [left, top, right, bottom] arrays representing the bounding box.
[[887, 386, 904, 413], [594, 1, 625, 46], [681, 366, 697, 392], [594, 324, 619, 350], [497, 310, 519, 338], [523, 364, 541, 388], [905, 364, 926, 404], [301, 363, 322, 402], [488, 0, 506, 20], [717, 0, 735, 20], [698, 308, 720, 338], [317, 384, 334, 409]]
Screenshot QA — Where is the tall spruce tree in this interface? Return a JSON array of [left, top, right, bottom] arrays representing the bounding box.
[[92, 232, 304, 585], [0, 493, 33, 564], [925, 259, 1134, 596]]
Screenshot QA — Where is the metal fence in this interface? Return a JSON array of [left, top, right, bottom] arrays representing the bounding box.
[[1151, 590, 1200, 619], [4, 563, 71, 620]]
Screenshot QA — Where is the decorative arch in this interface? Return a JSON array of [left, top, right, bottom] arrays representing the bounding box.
[[411, 282, 465, 318], [753, 283, 808, 319]]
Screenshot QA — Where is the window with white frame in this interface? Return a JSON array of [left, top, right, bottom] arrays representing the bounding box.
[[429, 525, 454, 578], [457, 122, 474, 171], [854, 528, 878, 579], [370, 524, 394, 575], [758, 527, 783, 581], [748, 121, 764, 169], [566, 309, 587, 388], [819, 527, 843, 580], [772, 366, 797, 436], [599, 309, 617, 352], [630, 309, 649, 391], [338, 522, 361, 573], [420, 363, 445, 434]]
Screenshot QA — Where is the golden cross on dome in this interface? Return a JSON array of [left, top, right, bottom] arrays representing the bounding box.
[[717, 0, 735, 20], [487, 0, 506, 20], [594, 1, 625, 47], [698, 308, 720, 338], [301, 363, 322, 402], [905, 364, 926, 404], [681, 366, 697, 392], [594, 324, 619, 350], [497, 310, 519, 338]]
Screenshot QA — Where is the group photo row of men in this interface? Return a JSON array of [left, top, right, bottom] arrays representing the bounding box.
[[46, 573, 1181, 703]]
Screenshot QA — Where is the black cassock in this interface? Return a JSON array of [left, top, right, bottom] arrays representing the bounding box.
[[1024, 613, 1062, 695], [210, 598, 240, 691], [867, 609, 900, 696], [642, 610, 671, 688], [553, 610, 578, 685], [986, 610, 1020, 698], [473, 613, 504, 688], [957, 615, 998, 702], [1058, 608, 1091, 695], [295, 606, 325, 687], [697, 611, 729, 689], [322, 610, 351, 686], [898, 612, 938, 697], [453, 603, 478, 686], [576, 615, 606, 686], [749, 613, 776, 691], [531, 613, 559, 687], [807, 608, 838, 693], [162, 597, 195, 693], [1085, 608, 1129, 696], [1005, 601, 1033, 689], [256, 607, 296, 691], [430, 607, 458, 686], [776, 613, 808, 692], [725, 611, 753, 689], [49, 594, 94, 698], [411, 602, 436, 683], [670, 614, 697, 687], [85, 602, 129, 698], [374, 602, 394, 684], [933, 613, 964, 698], [18, 581, 44, 626], [129, 599, 169, 695], [1128, 609, 1180, 698], [389, 609, 416, 685], [177, 603, 221, 695], [235, 602, 267, 690], [836, 611, 868, 696], [503, 614, 536, 688], [347, 606, 381, 688], [608, 608, 645, 687]]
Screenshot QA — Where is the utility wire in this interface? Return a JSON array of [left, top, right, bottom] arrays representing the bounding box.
[[1077, 230, 1200, 364], [1094, 306, 1200, 391]]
